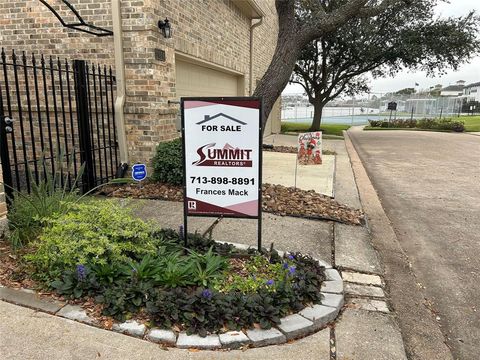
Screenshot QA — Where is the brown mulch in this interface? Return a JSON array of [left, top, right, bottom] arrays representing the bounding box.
[[263, 145, 298, 154], [99, 182, 184, 202], [262, 184, 364, 225], [0, 241, 36, 289], [99, 182, 364, 226]]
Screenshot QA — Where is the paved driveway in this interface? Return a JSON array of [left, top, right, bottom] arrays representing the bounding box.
[[349, 129, 480, 359]]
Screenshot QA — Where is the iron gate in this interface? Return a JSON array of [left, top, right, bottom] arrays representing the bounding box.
[[0, 49, 119, 201]]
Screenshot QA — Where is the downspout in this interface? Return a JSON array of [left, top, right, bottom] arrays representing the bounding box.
[[111, 0, 129, 169], [249, 17, 263, 95]]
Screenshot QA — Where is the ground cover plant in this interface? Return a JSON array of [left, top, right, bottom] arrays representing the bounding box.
[[4, 199, 326, 337], [367, 118, 465, 132]]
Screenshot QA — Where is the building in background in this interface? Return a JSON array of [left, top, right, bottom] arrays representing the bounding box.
[[0, 0, 280, 164], [440, 80, 466, 97], [462, 82, 480, 102]]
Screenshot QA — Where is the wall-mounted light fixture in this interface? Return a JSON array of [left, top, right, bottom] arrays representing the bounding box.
[[158, 18, 172, 38]]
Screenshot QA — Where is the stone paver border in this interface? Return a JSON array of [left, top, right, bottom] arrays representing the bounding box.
[[0, 241, 344, 350]]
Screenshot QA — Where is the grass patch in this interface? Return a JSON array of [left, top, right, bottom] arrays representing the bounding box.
[[281, 122, 350, 137], [459, 116, 480, 132]]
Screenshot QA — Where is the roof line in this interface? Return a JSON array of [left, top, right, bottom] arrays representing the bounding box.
[[197, 113, 247, 125]]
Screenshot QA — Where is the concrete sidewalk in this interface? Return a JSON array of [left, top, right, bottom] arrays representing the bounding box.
[[0, 134, 408, 359], [0, 299, 332, 360]]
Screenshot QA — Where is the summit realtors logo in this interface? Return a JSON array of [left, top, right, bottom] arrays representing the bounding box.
[[193, 143, 253, 167]]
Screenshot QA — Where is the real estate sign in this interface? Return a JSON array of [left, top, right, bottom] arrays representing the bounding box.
[[182, 98, 262, 218]]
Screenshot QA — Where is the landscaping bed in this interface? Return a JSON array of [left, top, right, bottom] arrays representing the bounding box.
[[98, 182, 364, 226], [1, 200, 328, 338], [367, 118, 465, 132]]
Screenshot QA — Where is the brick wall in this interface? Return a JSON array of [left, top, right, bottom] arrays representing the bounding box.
[[0, 0, 279, 164]]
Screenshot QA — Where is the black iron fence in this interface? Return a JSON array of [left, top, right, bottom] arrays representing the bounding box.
[[0, 49, 119, 201]]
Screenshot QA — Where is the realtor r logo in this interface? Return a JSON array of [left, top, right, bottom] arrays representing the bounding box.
[[188, 201, 197, 210]]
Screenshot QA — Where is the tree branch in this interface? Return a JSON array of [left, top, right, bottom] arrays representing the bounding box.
[[301, 0, 412, 43]]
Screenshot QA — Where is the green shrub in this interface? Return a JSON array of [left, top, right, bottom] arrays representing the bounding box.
[[24, 200, 167, 280], [435, 119, 465, 132], [380, 121, 389, 128], [369, 118, 465, 132], [416, 118, 436, 129], [390, 119, 417, 128], [451, 122, 465, 132], [6, 153, 85, 249], [368, 119, 382, 127], [151, 138, 183, 185]]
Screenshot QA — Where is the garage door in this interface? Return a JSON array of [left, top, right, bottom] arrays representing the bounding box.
[[176, 59, 239, 97]]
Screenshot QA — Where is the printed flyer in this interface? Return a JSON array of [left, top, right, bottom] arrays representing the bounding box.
[[297, 131, 323, 165]]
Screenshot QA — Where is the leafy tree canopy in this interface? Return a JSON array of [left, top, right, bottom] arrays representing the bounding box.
[[253, 0, 424, 125], [288, 0, 479, 129]]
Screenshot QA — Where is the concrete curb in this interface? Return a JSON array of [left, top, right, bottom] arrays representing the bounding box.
[[0, 244, 344, 350]]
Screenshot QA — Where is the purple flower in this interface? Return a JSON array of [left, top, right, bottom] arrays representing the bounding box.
[[179, 225, 184, 240], [288, 255, 295, 260], [282, 262, 289, 269], [288, 266, 296, 275], [266, 279, 274, 286], [76, 264, 86, 281], [202, 289, 212, 300]]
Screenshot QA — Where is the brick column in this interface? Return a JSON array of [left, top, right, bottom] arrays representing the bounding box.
[[120, 0, 178, 165]]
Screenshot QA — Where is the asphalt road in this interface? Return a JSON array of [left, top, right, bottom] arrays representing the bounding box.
[[349, 129, 480, 360]]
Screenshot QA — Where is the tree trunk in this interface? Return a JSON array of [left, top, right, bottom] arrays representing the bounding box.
[[254, 40, 303, 130], [253, 0, 303, 130], [310, 101, 324, 131]]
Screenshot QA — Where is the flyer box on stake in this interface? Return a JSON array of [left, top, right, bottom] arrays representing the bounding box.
[[181, 98, 262, 218]]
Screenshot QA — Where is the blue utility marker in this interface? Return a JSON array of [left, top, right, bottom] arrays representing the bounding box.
[[132, 164, 147, 182]]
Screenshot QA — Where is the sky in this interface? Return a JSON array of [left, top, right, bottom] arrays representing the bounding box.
[[283, 0, 480, 95]]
